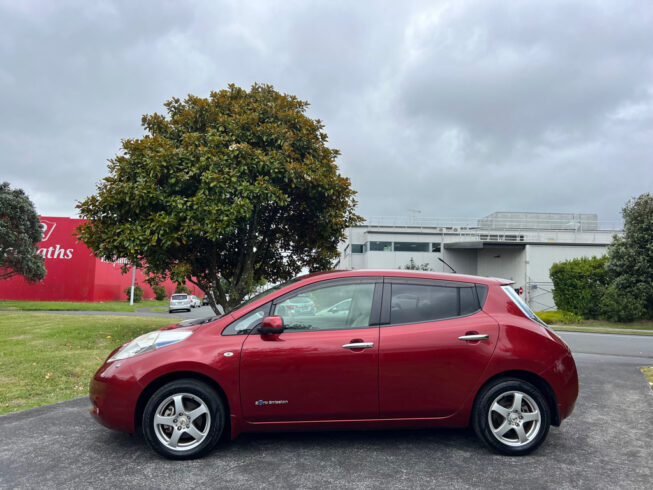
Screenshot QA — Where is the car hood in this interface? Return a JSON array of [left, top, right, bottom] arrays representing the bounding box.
[[159, 315, 224, 331]]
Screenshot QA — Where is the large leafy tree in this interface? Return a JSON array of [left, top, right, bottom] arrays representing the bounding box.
[[77, 84, 361, 314], [0, 182, 46, 282], [601, 193, 653, 321]]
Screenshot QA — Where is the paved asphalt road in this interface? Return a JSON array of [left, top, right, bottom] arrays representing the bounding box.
[[1, 332, 651, 489]]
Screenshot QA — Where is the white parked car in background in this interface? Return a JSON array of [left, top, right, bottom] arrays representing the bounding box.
[[190, 295, 201, 308], [169, 294, 191, 313]]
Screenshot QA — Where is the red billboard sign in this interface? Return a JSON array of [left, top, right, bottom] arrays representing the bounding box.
[[0, 217, 198, 302]]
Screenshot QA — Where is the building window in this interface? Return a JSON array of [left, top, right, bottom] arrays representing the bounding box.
[[368, 241, 393, 251], [432, 243, 441, 253], [351, 244, 364, 254], [343, 244, 350, 256], [393, 242, 429, 252]]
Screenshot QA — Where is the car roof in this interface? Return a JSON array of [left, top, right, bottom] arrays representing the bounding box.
[[294, 269, 512, 286]]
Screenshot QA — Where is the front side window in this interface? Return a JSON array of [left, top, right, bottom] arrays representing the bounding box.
[[390, 283, 479, 325], [222, 306, 268, 336], [274, 283, 376, 332]]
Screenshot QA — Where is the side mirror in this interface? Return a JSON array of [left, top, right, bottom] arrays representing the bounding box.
[[259, 315, 284, 334]]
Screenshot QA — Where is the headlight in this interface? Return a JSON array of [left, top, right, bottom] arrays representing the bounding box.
[[108, 330, 193, 362]]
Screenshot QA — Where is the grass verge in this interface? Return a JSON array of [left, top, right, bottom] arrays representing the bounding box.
[[0, 299, 170, 312], [0, 312, 174, 415], [149, 306, 170, 313], [550, 319, 653, 336], [641, 367, 653, 391]]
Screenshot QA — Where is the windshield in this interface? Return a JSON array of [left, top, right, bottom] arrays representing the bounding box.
[[501, 286, 547, 327], [178, 315, 222, 327], [171, 294, 187, 300]]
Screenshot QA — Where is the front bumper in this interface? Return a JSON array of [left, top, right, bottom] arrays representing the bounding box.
[[89, 360, 142, 434]]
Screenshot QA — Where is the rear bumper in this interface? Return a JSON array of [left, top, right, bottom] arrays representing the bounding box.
[[89, 361, 142, 433], [541, 351, 579, 424]]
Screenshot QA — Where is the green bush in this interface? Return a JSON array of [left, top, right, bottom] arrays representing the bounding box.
[[599, 282, 649, 322], [152, 285, 167, 301], [549, 256, 608, 318], [174, 283, 192, 295], [535, 310, 583, 325], [124, 285, 144, 302]]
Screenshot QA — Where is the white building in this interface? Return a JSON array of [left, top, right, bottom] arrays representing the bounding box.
[[336, 212, 621, 311]]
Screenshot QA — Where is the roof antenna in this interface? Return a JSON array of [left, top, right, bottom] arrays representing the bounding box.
[[438, 257, 457, 273]]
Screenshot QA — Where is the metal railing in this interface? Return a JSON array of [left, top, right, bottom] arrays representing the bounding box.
[[362, 216, 623, 232]]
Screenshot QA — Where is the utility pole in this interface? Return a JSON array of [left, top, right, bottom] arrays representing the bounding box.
[[130, 264, 136, 305]]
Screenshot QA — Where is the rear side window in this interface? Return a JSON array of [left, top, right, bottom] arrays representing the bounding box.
[[390, 284, 479, 325], [501, 285, 547, 327]]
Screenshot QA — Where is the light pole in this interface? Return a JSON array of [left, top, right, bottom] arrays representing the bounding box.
[[129, 263, 136, 305]]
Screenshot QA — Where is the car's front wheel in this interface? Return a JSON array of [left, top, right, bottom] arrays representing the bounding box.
[[142, 379, 225, 459], [472, 378, 550, 455]]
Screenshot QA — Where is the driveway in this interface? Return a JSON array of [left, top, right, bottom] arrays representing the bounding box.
[[1, 333, 651, 489]]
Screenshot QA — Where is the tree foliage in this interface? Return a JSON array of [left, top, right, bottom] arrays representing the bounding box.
[[549, 193, 653, 322], [549, 256, 608, 318], [77, 84, 361, 314], [174, 283, 192, 295], [0, 182, 46, 283], [401, 257, 432, 271], [602, 193, 653, 321]]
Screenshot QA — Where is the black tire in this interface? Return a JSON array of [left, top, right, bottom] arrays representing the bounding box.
[[472, 378, 550, 456], [142, 379, 225, 460]]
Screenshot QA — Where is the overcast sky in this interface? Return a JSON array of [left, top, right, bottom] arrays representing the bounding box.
[[1, 0, 651, 226]]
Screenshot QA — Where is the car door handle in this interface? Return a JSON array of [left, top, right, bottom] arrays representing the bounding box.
[[458, 334, 489, 341], [342, 342, 375, 349]]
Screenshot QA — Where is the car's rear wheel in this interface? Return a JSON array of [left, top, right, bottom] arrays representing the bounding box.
[[472, 378, 550, 455], [142, 379, 225, 460]]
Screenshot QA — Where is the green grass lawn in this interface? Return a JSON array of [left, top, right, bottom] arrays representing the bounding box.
[[0, 312, 175, 415], [641, 367, 653, 390], [0, 299, 170, 312]]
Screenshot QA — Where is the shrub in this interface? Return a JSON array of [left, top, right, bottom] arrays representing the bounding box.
[[174, 283, 192, 295], [124, 285, 144, 302], [599, 282, 649, 322], [549, 256, 608, 318], [535, 310, 583, 325], [152, 285, 167, 301]]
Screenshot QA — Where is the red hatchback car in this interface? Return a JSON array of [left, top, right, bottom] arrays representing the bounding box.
[[89, 270, 578, 459]]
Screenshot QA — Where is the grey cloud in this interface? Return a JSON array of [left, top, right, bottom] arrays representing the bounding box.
[[0, 0, 651, 224], [397, 1, 653, 148]]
